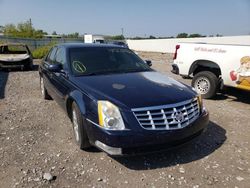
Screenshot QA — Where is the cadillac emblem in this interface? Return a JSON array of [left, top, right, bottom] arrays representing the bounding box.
[[172, 111, 184, 122]]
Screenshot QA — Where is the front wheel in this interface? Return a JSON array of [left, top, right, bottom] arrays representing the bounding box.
[[71, 102, 91, 150], [192, 71, 219, 99], [40, 76, 51, 100]]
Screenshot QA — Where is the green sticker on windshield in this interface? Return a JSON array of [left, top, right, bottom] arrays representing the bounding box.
[[72, 61, 86, 73]]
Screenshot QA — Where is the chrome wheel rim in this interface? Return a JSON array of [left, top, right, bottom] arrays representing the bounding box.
[[72, 109, 79, 142], [195, 77, 210, 94], [40, 78, 45, 96]]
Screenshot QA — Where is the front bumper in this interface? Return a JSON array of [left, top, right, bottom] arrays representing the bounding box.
[[0, 59, 32, 69], [171, 64, 179, 74], [86, 109, 209, 156]]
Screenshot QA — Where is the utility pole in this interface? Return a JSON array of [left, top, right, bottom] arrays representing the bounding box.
[[29, 18, 32, 28], [121, 28, 124, 36], [29, 18, 33, 37]]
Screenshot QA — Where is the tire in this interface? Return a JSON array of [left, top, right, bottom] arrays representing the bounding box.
[[71, 102, 91, 150], [192, 71, 219, 99], [40, 76, 52, 100]]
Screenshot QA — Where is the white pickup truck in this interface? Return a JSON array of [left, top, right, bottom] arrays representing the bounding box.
[[172, 42, 250, 98]]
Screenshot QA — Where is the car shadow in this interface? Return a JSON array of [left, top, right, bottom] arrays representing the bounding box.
[[0, 65, 39, 99], [0, 70, 9, 99], [31, 65, 39, 71], [214, 87, 250, 104], [113, 121, 226, 170]]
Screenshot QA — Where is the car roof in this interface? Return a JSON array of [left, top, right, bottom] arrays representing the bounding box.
[[56, 43, 124, 49]]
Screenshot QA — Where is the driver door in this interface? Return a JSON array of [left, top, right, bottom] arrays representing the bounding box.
[[50, 47, 70, 108]]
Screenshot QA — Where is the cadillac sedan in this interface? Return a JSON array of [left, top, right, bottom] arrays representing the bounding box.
[[39, 43, 209, 156]]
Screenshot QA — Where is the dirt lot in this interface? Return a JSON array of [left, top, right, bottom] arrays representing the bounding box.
[[0, 52, 250, 188]]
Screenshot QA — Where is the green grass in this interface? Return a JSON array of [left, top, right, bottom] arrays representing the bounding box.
[[32, 42, 56, 59]]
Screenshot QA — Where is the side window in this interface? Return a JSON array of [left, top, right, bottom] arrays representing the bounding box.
[[55, 48, 66, 65], [45, 48, 53, 61], [47, 47, 57, 64]]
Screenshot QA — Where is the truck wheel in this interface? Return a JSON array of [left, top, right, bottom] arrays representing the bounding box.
[[71, 102, 91, 150], [192, 71, 219, 99], [40, 76, 52, 100]]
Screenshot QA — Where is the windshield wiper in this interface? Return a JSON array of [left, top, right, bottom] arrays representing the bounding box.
[[118, 69, 152, 73], [80, 70, 118, 76], [76, 69, 152, 76]]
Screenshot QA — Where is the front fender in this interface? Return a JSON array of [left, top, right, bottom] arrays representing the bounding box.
[[66, 90, 87, 116], [66, 89, 100, 136]]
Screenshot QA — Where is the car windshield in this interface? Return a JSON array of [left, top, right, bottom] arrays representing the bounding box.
[[69, 47, 152, 76], [0, 45, 28, 54]]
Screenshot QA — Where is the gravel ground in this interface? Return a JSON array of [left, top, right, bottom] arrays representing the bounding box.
[[0, 53, 250, 188]]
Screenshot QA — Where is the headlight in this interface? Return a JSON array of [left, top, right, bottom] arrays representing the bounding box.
[[98, 101, 125, 130]]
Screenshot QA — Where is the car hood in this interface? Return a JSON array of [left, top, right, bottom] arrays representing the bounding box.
[[0, 54, 30, 62], [70, 71, 197, 110]]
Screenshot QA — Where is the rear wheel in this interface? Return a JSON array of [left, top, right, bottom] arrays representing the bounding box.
[[40, 76, 51, 100], [71, 102, 91, 150], [192, 71, 219, 99]]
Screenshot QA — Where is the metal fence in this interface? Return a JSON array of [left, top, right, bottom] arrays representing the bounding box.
[[0, 36, 84, 50]]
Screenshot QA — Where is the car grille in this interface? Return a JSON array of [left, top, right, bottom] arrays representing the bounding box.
[[132, 98, 200, 130]]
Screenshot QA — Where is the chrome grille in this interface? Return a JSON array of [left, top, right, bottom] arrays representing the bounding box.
[[132, 98, 200, 130]]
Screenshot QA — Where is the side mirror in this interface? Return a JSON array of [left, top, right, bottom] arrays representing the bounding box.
[[145, 60, 152, 67], [48, 63, 62, 72]]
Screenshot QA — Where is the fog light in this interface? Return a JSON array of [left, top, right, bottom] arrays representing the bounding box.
[[95, 141, 122, 155]]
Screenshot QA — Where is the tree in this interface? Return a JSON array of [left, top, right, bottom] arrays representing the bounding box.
[[216, 34, 223, 37], [62, 32, 79, 38], [52, 31, 57, 35], [34, 30, 48, 38], [16, 21, 33, 38], [176, 33, 188, 38], [70, 32, 79, 38], [132, 36, 143, 40], [188, 33, 205, 38], [149, 35, 156, 39], [0, 25, 4, 33], [3, 20, 47, 38], [106, 35, 125, 40], [3, 24, 17, 36]]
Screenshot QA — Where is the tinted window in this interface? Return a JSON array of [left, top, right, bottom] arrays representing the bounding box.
[[47, 47, 57, 63], [45, 48, 53, 61], [55, 47, 66, 65], [69, 47, 151, 76]]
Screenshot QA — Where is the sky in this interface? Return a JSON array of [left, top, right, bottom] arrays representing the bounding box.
[[0, 0, 249, 37]]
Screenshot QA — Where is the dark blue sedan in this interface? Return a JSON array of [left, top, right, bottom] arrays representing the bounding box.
[[39, 43, 209, 156]]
